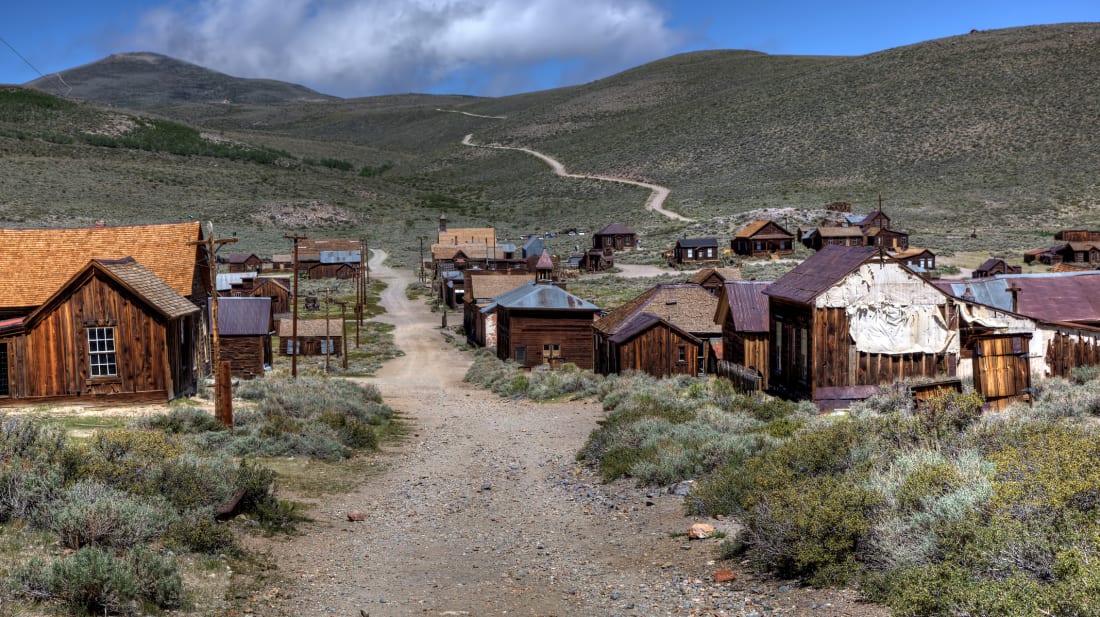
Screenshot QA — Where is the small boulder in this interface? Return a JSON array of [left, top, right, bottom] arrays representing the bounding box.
[[713, 569, 737, 583], [346, 511, 366, 522], [687, 523, 715, 539]]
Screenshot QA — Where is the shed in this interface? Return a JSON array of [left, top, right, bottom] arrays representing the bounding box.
[[732, 220, 794, 257], [689, 267, 742, 296], [714, 280, 772, 389], [211, 297, 273, 379], [277, 319, 343, 356], [490, 282, 600, 370], [227, 253, 262, 273]]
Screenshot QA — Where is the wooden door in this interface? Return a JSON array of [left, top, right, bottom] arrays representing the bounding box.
[[973, 335, 1032, 410], [543, 343, 562, 369]]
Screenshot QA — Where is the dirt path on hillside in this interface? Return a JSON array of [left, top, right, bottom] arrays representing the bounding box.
[[256, 252, 886, 617], [460, 133, 691, 223]]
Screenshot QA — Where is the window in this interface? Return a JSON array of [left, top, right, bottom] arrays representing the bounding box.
[[799, 328, 810, 381], [285, 340, 300, 355], [686, 248, 694, 259], [514, 346, 526, 364], [678, 345, 686, 363], [542, 344, 561, 364], [87, 327, 118, 377]]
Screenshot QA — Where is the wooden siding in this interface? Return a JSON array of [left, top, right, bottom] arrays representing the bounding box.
[[595, 324, 700, 377], [1046, 331, 1100, 378], [279, 335, 342, 356], [221, 335, 267, 379], [595, 233, 636, 250], [721, 318, 768, 389], [973, 334, 1032, 410], [3, 272, 192, 403], [497, 309, 595, 370]]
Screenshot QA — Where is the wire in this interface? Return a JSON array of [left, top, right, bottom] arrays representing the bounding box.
[[0, 34, 71, 95]]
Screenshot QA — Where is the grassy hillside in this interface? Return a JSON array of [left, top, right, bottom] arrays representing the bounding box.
[[4, 24, 1099, 265]]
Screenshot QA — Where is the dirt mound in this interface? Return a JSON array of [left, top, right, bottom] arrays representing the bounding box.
[[250, 201, 354, 228]]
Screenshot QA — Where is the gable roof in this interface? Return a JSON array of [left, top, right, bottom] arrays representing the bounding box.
[[216, 272, 257, 292], [689, 267, 742, 285], [595, 223, 636, 236], [975, 257, 1007, 273], [535, 249, 555, 270], [211, 297, 272, 336], [487, 282, 599, 312], [438, 228, 496, 247], [594, 283, 719, 336], [521, 237, 545, 258], [227, 253, 259, 264], [889, 247, 934, 260], [277, 319, 344, 338], [676, 237, 718, 248], [765, 245, 878, 304], [817, 226, 866, 238], [734, 220, 792, 239], [465, 273, 534, 303], [0, 221, 202, 309], [607, 312, 702, 345], [715, 281, 772, 333]]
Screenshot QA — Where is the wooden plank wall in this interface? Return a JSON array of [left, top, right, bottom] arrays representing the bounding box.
[[498, 309, 595, 370], [1046, 332, 1100, 377], [221, 336, 266, 379], [611, 325, 698, 377], [973, 335, 1031, 410]]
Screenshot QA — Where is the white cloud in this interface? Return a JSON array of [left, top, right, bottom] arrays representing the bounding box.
[[131, 0, 684, 97]]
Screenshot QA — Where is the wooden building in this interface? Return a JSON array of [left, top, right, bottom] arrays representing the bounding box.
[[973, 258, 1021, 278], [227, 253, 262, 273], [212, 297, 272, 380], [463, 273, 534, 347], [593, 224, 637, 251], [689, 267, 742, 296], [0, 258, 199, 404], [889, 247, 937, 272], [669, 238, 720, 266], [802, 226, 866, 250], [490, 282, 600, 370], [593, 283, 720, 377], [865, 227, 909, 251], [252, 277, 291, 314], [714, 281, 771, 389], [277, 319, 343, 356], [1055, 230, 1100, 242], [732, 220, 794, 257], [295, 239, 362, 280]]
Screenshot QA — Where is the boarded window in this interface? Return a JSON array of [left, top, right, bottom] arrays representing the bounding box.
[[515, 346, 526, 364], [543, 344, 561, 362], [88, 327, 118, 377]]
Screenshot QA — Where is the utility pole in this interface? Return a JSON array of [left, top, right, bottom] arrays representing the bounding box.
[[419, 236, 426, 283], [284, 233, 308, 378], [336, 301, 349, 369], [189, 223, 237, 426], [323, 287, 333, 374]]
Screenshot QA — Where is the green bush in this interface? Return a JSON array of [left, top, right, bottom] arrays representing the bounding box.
[[163, 510, 240, 555], [47, 481, 176, 550], [135, 405, 226, 434]]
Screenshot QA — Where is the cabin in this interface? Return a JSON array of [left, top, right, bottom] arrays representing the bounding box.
[[593, 224, 637, 251], [670, 238, 720, 266], [490, 282, 600, 370], [764, 246, 960, 410], [689, 267, 742, 296], [277, 319, 343, 356], [463, 273, 534, 347], [1056, 242, 1100, 265], [731, 220, 794, 257], [0, 258, 199, 404], [227, 253, 262, 274], [889, 247, 937, 273], [714, 281, 772, 390], [211, 297, 273, 380], [593, 283, 720, 377], [270, 254, 293, 272], [295, 239, 362, 280], [865, 227, 909, 251], [251, 277, 292, 314], [570, 249, 614, 273], [973, 258, 1021, 278], [1055, 230, 1100, 242], [802, 226, 866, 250]]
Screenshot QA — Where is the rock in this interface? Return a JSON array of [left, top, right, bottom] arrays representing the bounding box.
[[346, 511, 366, 522], [481, 482, 493, 491], [713, 569, 737, 583], [687, 523, 715, 539], [668, 481, 694, 496]]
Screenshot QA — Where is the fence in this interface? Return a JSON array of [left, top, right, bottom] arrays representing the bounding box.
[[716, 360, 762, 393]]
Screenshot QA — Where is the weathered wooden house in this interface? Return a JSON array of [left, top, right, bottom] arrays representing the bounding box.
[[252, 277, 291, 314], [0, 258, 199, 404], [1056, 243, 1100, 265], [569, 248, 614, 273], [463, 273, 536, 348], [670, 238, 720, 266], [1055, 230, 1100, 242], [714, 280, 772, 389], [211, 297, 272, 379], [889, 247, 937, 273], [593, 283, 720, 377], [973, 258, 1022, 278], [489, 282, 600, 370], [689, 267, 742, 296], [296, 239, 362, 280], [865, 227, 909, 251], [277, 319, 343, 356], [802, 226, 866, 250], [227, 253, 262, 273], [270, 254, 293, 272], [593, 224, 637, 251], [732, 220, 794, 257]]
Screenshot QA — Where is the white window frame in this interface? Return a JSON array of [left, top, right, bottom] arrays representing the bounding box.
[[88, 327, 118, 377]]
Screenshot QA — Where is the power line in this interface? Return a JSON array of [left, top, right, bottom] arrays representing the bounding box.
[[0, 34, 70, 95]]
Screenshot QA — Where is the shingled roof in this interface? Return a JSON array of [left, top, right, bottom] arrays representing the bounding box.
[[0, 221, 202, 309], [277, 319, 344, 338], [765, 245, 878, 304], [594, 283, 719, 337], [465, 273, 534, 303]]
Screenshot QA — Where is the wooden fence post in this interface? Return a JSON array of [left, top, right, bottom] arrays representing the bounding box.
[[217, 361, 233, 428]]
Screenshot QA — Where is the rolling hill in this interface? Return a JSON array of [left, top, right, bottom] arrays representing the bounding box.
[[5, 23, 1100, 264]]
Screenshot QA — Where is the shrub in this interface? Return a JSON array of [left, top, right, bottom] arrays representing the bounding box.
[[135, 405, 226, 434], [163, 510, 240, 555], [78, 429, 184, 494], [47, 481, 176, 550]]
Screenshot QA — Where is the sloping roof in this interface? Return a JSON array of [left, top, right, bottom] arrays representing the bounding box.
[[271, 254, 292, 264], [595, 223, 636, 236], [765, 245, 878, 304], [1024, 246, 1063, 256], [466, 273, 534, 303], [299, 238, 360, 253], [216, 272, 257, 292], [99, 258, 200, 319], [689, 267, 742, 285], [535, 249, 554, 270], [432, 243, 498, 261], [865, 226, 907, 237], [210, 297, 272, 336], [607, 312, 702, 345], [734, 220, 792, 239], [1053, 263, 1095, 273], [277, 319, 344, 338], [1068, 242, 1099, 252], [0, 221, 201, 309], [438, 228, 496, 247], [817, 226, 866, 238], [941, 272, 1100, 323], [319, 250, 360, 264], [488, 282, 599, 312], [677, 237, 718, 248], [594, 283, 719, 336], [889, 247, 934, 260], [975, 257, 1006, 273], [521, 237, 545, 258], [716, 280, 771, 333], [256, 276, 290, 291], [227, 253, 258, 264]]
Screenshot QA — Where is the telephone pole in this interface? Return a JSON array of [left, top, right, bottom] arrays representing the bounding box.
[[189, 223, 237, 426], [284, 233, 308, 378], [336, 301, 349, 369]]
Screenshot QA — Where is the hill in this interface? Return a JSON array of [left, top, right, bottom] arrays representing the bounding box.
[[25, 52, 336, 109], [3, 24, 1099, 265]]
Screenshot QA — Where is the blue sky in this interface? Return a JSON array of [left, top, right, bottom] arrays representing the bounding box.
[[1, 0, 1096, 98]]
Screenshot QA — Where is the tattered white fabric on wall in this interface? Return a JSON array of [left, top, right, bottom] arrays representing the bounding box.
[[846, 304, 954, 354]]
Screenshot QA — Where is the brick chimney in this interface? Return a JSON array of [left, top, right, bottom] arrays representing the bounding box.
[[439, 213, 447, 234]]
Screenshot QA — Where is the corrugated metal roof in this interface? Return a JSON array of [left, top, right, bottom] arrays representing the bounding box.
[[488, 282, 599, 312], [216, 272, 257, 291], [765, 245, 878, 304], [210, 297, 272, 335], [942, 272, 1100, 323], [498, 243, 517, 253], [319, 250, 360, 264], [720, 281, 771, 333]]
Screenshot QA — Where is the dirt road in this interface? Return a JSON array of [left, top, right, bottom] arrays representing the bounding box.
[[260, 253, 884, 617], [461, 133, 690, 223]]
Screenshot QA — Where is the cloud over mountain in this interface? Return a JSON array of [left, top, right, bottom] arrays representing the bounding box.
[[132, 0, 684, 96]]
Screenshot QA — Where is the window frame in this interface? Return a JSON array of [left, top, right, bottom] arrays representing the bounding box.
[[87, 326, 119, 379]]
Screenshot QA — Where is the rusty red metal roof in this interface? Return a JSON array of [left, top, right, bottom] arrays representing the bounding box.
[[718, 281, 772, 332], [765, 245, 878, 304], [210, 297, 272, 336]]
